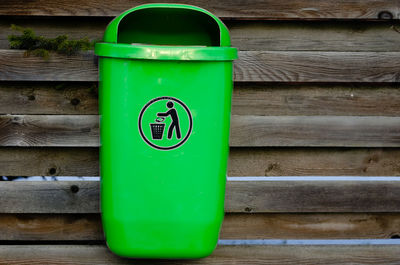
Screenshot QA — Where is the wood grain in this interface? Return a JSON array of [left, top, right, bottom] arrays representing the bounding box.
[[0, 0, 399, 19], [0, 115, 99, 147], [0, 147, 99, 176], [0, 245, 400, 264], [0, 82, 98, 115], [1, 50, 400, 83], [1, 213, 400, 241], [1, 147, 400, 177], [228, 20, 400, 52], [0, 181, 99, 214], [232, 83, 400, 116], [2, 18, 400, 51], [1, 115, 399, 147], [0, 214, 103, 241], [230, 115, 400, 147], [228, 148, 400, 177], [235, 51, 400, 83], [2, 83, 400, 116], [221, 213, 400, 239], [0, 50, 97, 82], [1, 181, 400, 213], [226, 180, 400, 213]]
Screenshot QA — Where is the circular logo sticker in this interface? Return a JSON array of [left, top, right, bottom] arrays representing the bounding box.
[[138, 96, 193, 150]]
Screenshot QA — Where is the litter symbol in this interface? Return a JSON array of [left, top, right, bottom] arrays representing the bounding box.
[[138, 96, 193, 151]]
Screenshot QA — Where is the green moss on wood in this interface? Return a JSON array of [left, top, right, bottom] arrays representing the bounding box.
[[8, 24, 96, 58]]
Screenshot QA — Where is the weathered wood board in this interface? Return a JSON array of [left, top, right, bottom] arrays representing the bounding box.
[[1, 83, 400, 116], [2, 19, 400, 51], [1, 181, 400, 213], [0, 0, 399, 19], [1, 50, 400, 82], [1, 245, 400, 264], [2, 147, 400, 177], [0, 115, 399, 147], [1, 213, 400, 240]]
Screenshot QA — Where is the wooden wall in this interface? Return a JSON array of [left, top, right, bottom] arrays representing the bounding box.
[[0, 0, 400, 263]]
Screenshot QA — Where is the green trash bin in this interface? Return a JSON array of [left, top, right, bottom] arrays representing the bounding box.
[[95, 3, 237, 259]]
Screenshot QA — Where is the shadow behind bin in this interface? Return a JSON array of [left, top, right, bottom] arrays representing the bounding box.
[[95, 4, 237, 259]]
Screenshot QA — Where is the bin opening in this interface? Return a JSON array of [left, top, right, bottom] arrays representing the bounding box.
[[117, 8, 221, 46]]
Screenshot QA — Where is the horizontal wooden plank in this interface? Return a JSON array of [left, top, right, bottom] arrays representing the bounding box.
[[228, 20, 400, 52], [0, 0, 399, 20], [2, 147, 400, 177], [1, 180, 400, 213], [2, 18, 400, 51], [0, 115, 99, 147], [2, 213, 400, 241], [231, 115, 400, 147], [0, 50, 97, 82], [1, 245, 400, 264], [0, 147, 99, 176], [0, 182, 99, 214], [229, 148, 400, 177], [0, 83, 99, 115], [2, 83, 400, 116], [0, 214, 103, 241], [221, 213, 400, 240], [235, 51, 400, 83], [1, 50, 400, 82], [0, 115, 399, 147], [226, 180, 400, 213], [233, 83, 400, 116]]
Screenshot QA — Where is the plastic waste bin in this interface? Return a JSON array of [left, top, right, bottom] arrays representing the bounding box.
[[95, 3, 237, 259]]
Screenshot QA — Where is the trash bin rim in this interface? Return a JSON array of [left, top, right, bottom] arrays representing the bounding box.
[[103, 3, 232, 47], [95, 43, 238, 61]]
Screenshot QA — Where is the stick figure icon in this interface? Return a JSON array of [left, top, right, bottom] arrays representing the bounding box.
[[157, 101, 181, 139]]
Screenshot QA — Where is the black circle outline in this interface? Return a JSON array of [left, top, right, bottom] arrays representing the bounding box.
[[138, 96, 193, 150]]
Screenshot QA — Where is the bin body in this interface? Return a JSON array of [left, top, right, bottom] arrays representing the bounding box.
[[96, 4, 237, 259]]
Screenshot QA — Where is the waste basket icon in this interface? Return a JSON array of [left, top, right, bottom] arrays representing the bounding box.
[[150, 122, 165, 140], [95, 3, 237, 259]]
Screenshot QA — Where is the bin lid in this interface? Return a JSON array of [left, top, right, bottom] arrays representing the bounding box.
[[95, 4, 237, 61]]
